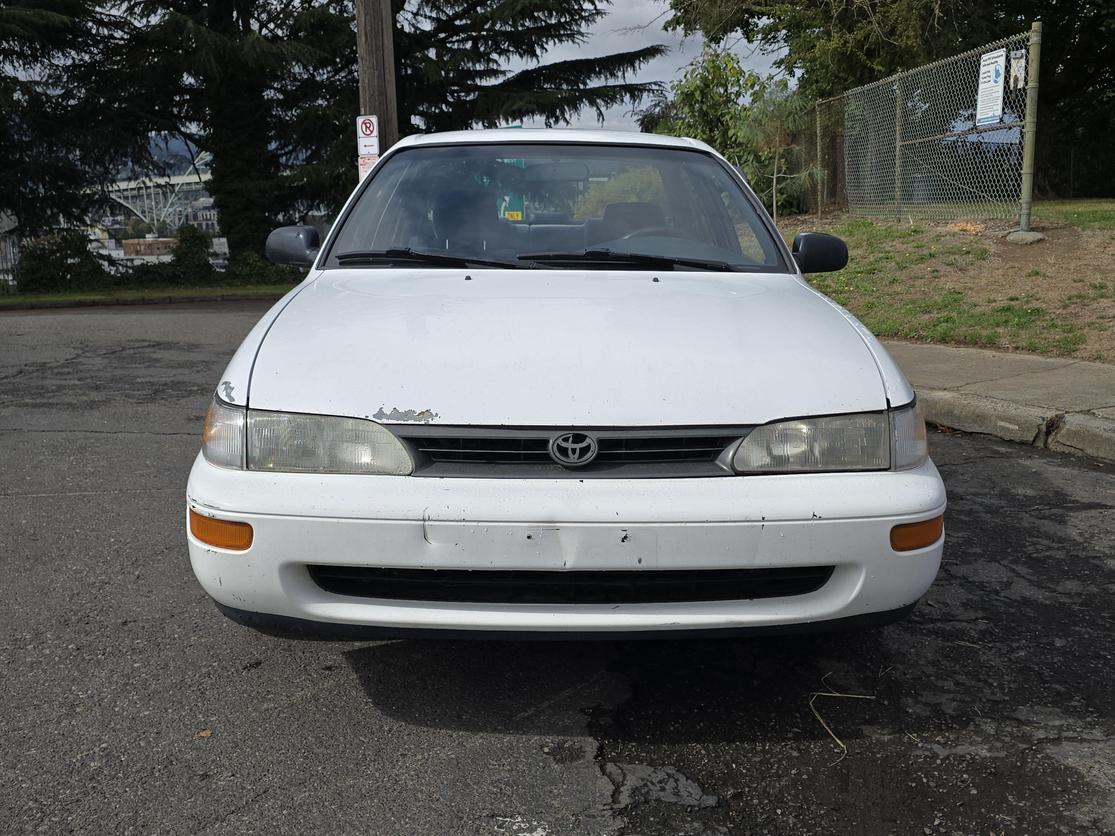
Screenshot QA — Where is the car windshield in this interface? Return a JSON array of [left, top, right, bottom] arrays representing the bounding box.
[[324, 143, 787, 272]]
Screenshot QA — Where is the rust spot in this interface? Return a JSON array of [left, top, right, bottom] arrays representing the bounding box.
[[373, 406, 439, 423]]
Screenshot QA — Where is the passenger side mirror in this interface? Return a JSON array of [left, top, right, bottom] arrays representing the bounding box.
[[265, 225, 321, 267], [792, 232, 848, 274]]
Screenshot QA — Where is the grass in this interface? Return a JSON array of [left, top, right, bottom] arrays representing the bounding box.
[[794, 217, 1088, 357], [1034, 199, 1115, 230], [830, 200, 1115, 231], [0, 283, 293, 307]]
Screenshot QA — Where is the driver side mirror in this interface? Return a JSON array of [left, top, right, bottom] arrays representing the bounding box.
[[265, 225, 321, 267], [792, 232, 848, 274]]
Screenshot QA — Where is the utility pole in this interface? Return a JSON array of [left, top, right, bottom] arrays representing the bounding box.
[[355, 0, 399, 150], [1018, 21, 1042, 232]]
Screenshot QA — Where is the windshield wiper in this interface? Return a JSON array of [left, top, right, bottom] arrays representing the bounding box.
[[335, 247, 534, 269], [517, 248, 735, 272]]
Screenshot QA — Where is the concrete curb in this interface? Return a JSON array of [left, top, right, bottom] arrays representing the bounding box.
[[920, 388, 1115, 464], [0, 292, 285, 311]]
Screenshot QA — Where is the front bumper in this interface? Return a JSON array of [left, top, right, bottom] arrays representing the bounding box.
[[186, 454, 946, 634]]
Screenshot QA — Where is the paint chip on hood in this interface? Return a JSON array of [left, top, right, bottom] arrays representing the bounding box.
[[373, 406, 439, 423]]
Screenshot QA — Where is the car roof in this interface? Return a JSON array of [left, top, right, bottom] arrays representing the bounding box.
[[392, 128, 716, 153]]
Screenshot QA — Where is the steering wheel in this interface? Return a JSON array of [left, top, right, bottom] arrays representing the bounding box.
[[621, 225, 678, 239]]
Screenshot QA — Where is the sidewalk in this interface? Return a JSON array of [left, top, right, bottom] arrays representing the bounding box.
[[884, 341, 1115, 464]]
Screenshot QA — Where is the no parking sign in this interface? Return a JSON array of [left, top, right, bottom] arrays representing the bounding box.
[[356, 114, 380, 180]]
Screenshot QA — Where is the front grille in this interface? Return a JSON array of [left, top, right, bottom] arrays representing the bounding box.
[[391, 426, 751, 478], [411, 434, 552, 464], [307, 565, 834, 605]]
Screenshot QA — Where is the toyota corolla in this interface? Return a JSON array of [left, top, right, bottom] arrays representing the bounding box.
[[186, 129, 945, 638]]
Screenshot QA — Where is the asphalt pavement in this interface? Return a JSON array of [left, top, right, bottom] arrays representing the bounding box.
[[2, 302, 1113, 835]]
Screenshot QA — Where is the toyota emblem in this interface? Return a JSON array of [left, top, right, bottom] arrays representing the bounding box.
[[549, 432, 598, 467]]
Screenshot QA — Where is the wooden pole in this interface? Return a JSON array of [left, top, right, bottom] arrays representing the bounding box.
[[355, 0, 399, 150], [1019, 21, 1042, 232]]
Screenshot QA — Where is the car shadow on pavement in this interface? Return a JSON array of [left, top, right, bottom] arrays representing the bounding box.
[[341, 629, 893, 743]]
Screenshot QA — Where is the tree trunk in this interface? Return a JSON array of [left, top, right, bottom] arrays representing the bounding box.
[[205, 66, 278, 255], [202, 0, 280, 256]]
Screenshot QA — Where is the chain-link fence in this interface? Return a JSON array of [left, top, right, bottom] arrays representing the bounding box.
[[806, 26, 1040, 225], [0, 235, 18, 288]]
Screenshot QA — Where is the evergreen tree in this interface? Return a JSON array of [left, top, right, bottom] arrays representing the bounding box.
[[86, 0, 667, 254], [0, 1, 152, 234], [277, 0, 669, 226], [394, 1, 665, 132], [106, 0, 317, 254]]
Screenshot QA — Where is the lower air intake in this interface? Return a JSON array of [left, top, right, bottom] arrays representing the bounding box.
[[307, 565, 834, 605]]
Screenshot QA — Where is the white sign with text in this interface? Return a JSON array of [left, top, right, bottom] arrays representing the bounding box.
[[976, 49, 1007, 126]]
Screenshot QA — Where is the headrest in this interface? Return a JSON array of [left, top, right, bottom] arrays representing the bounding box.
[[432, 190, 498, 243]]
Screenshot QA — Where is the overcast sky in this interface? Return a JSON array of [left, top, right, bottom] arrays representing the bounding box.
[[516, 0, 777, 130]]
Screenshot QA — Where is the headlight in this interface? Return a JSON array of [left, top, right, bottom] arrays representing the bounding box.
[[890, 400, 928, 470], [731, 401, 928, 474], [247, 409, 413, 475], [732, 412, 890, 473], [202, 396, 246, 469], [201, 394, 414, 475]]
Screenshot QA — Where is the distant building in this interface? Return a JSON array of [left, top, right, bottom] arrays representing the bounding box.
[[121, 237, 176, 257]]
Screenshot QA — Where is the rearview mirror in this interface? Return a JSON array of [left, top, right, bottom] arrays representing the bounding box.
[[792, 232, 848, 274], [524, 161, 590, 183], [265, 225, 320, 267]]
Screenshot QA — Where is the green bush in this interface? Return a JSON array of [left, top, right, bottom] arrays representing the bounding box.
[[15, 230, 114, 293], [649, 48, 810, 217], [119, 261, 182, 288], [222, 251, 303, 286], [172, 224, 214, 282], [14, 226, 302, 294], [121, 230, 299, 288], [113, 224, 220, 288]]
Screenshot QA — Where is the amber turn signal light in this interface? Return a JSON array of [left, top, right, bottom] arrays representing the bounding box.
[[189, 509, 253, 551], [890, 515, 944, 552]]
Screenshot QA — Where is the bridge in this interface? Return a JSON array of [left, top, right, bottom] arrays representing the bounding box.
[[104, 151, 213, 232]]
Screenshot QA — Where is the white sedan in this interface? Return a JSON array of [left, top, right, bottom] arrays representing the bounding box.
[[186, 129, 945, 638]]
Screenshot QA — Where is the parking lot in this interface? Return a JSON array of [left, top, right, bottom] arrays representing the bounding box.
[[1, 301, 1113, 835]]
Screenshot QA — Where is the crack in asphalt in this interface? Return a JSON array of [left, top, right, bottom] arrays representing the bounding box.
[[947, 358, 1081, 390], [0, 426, 198, 436], [1, 487, 182, 499]]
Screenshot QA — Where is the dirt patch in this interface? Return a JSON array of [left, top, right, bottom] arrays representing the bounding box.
[[780, 214, 1115, 362]]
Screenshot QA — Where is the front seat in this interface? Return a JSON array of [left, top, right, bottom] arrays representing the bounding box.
[[431, 189, 506, 254]]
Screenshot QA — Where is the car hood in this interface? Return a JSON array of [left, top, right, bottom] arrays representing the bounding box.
[[247, 269, 887, 426]]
